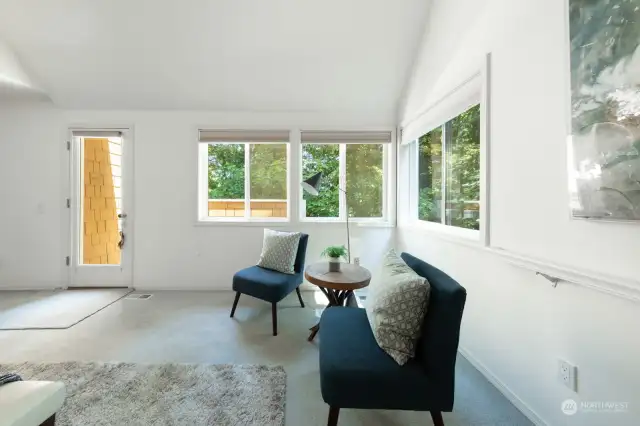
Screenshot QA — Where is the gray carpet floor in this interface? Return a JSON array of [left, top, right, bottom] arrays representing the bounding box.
[[0, 361, 286, 426], [0, 290, 533, 426]]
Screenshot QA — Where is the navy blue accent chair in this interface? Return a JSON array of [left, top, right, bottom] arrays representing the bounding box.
[[230, 233, 309, 336], [318, 252, 467, 426]]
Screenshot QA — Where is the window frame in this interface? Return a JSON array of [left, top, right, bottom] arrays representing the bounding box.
[[409, 108, 481, 240], [197, 141, 291, 223], [298, 142, 390, 224], [404, 54, 490, 245]]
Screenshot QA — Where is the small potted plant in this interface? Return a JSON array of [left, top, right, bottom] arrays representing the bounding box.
[[321, 245, 348, 272]]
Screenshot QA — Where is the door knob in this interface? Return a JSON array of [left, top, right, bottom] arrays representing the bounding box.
[[118, 213, 127, 219]]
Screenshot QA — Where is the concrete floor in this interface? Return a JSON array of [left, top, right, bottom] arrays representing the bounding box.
[[0, 291, 532, 426]]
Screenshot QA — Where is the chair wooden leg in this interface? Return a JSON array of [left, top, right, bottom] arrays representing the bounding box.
[[272, 302, 278, 336], [430, 411, 444, 426], [40, 414, 55, 426], [327, 406, 340, 426], [230, 292, 241, 318], [295, 287, 305, 308]]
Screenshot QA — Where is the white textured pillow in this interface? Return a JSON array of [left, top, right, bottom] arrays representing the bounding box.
[[257, 229, 302, 274], [365, 249, 430, 365]]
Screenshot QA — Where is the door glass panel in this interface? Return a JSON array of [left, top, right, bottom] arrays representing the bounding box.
[[81, 137, 122, 265]]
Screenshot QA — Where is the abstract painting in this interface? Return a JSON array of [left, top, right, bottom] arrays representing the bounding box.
[[569, 0, 640, 220]]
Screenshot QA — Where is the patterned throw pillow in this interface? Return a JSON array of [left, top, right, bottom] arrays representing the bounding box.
[[257, 229, 302, 274], [365, 249, 430, 365]]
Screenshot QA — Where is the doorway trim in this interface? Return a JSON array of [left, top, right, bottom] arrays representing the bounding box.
[[65, 124, 135, 288]]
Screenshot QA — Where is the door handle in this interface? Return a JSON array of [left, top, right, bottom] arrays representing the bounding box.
[[118, 231, 125, 250], [118, 213, 127, 219]]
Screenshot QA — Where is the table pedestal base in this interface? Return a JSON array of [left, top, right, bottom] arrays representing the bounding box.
[[308, 288, 353, 342]]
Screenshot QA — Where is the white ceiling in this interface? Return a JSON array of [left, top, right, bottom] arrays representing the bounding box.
[[0, 0, 429, 117]]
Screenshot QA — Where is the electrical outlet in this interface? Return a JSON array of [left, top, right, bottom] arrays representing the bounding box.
[[558, 359, 578, 392], [353, 257, 360, 266]]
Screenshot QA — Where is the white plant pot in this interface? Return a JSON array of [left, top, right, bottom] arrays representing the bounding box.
[[328, 257, 341, 272]]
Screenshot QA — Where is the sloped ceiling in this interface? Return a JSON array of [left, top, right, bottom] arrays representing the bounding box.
[[0, 38, 49, 101], [0, 0, 429, 118]]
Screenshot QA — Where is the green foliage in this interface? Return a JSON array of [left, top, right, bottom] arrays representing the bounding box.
[[208, 144, 287, 200], [346, 144, 383, 217], [250, 144, 287, 199], [208, 144, 244, 199], [418, 187, 439, 221], [418, 105, 480, 230], [302, 144, 340, 217], [302, 144, 384, 218], [209, 142, 384, 218], [321, 245, 348, 260]]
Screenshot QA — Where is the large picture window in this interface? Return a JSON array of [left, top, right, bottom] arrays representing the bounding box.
[[198, 130, 392, 223], [198, 130, 289, 221], [417, 104, 481, 231], [300, 131, 390, 221]]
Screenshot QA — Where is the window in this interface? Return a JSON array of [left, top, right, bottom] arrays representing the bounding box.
[[301, 144, 340, 218], [417, 104, 480, 231], [300, 131, 391, 221], [198, 130, 289, 221], [197, 130, 392, 223]]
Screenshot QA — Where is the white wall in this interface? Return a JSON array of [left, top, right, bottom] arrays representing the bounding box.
[[0, 104, 393, 290], [398, 0, 640, 425]]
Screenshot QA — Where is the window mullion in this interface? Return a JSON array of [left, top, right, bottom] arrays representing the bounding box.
[[199, 144, 209, 220], [244, 143, 251, 218], [441, 124, 448, 225], [410, 141, 418, 221], [339, 144, 347, 220]]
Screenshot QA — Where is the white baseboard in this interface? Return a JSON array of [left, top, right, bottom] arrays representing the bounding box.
[[0, 286, 65, 291], [459, 346, 548, 426], [130, 287, 319, 292], [132, 283, 319, 292]]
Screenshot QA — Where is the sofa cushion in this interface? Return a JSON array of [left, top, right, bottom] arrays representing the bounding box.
[[233, 266, 301, 303], [257, 229, 301, 274], [365, 249, 430, 365], [319, 307, 447, 411]]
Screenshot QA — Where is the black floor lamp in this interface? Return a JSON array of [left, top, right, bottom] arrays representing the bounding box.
[[301, 172, 351, 263]]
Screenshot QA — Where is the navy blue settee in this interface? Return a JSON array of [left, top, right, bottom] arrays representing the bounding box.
[[319, 252, 467, 426]]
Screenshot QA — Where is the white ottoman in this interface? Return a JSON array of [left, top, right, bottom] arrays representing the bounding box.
[[0, 381, 65, 426]]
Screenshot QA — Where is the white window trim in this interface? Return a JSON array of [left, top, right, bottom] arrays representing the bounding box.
[[405, 53, 491, 246], [298, 143, 391, 224], [197, 142, 292, 224], [195, 128, 396, 227]]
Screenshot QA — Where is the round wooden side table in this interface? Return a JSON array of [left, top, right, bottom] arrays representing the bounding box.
[[304, 262, 371, 342]]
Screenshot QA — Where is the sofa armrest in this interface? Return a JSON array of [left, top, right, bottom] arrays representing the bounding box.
[[0, 381, 65, 426]]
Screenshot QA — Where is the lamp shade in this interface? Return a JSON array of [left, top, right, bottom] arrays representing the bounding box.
[[301, 172, 323, 196]]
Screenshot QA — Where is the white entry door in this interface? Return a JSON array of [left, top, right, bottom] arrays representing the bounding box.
[[68, 129, 133, 287]]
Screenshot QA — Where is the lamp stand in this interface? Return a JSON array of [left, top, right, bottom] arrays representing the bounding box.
[[339, 188, 351, 263]]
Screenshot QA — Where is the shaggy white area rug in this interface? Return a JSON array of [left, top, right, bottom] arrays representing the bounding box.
[[0, 361, 286, 426]]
